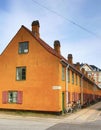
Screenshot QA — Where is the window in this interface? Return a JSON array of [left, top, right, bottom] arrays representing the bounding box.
[[16, 67, 26, 80], [76, 74, 78, 85], [19, 42, 29, 54], [79, 77, 81, 86], [2, 91, 23, 104], [68, 69, 70, 83], [62, 66, 65, 80], [72, 71, 74, 84], [8, 91, 17, 103]]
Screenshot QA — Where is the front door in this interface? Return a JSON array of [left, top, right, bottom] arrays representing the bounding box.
[[62, 92, 65, 113]]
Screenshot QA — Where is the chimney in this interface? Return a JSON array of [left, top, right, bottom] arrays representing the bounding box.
[[81, 68, 85, 74], [32, 20, 40, 38], [75, 62, 80, 70], [89, 75, 91, 80], [85, 72, 88, 77], [68, 54, 73, 64], [54, 40, 61, 54]]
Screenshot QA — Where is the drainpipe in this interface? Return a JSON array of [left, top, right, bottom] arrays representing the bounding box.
[[66, 64, 69, 106], [81, 75, 84, 105], [60, 59, 69, 107]]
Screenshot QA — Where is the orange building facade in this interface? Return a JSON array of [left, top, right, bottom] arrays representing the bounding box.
[[0, 20, 101, 114]]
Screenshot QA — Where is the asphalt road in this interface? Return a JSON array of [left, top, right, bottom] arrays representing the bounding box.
[[0, 118, 56, 130], [47, 102, 101, 130], [0, 102, 101, 130], [0, 115, 60, 130], [47, 121, 101, 130]]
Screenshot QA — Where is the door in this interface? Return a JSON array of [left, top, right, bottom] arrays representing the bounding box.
[[62, 92, 65, 113]]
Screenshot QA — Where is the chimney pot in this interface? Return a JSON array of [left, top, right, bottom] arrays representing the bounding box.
[[81, 68, 85, 74], [76, 62, 80, 70], [68, 54, 73, 64], [31, 20, 40, 38], [54, 40, 61, 54]]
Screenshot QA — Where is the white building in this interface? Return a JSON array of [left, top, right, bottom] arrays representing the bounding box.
[[80, 64, 101, 88]]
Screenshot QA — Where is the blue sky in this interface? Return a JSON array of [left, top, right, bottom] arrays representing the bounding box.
[[0, 0, 101, 68]]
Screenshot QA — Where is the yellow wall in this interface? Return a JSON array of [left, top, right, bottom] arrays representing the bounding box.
[[0, 25, 101, 113], [0, 27, 62, 112]]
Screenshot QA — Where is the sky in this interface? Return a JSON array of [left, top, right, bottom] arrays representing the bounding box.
[[0, 0, 101, 68]]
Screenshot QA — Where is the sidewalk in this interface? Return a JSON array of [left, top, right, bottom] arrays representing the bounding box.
[[0, 102, 101, 123], [63, 102, 101, 123]]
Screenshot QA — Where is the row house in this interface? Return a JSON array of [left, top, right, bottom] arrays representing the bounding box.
[[81, 64, 101, 89], [0, 20, 101, 114]]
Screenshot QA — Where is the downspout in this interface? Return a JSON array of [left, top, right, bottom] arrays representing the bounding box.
[[60, 59, 69, 108], [66, 64, 69, 106], [81, 75, 83, 105]]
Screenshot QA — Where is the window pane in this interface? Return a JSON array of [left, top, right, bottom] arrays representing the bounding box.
[[22, 68, 26, 80], [8, 91, 17, 103], [76, 74, 78, 85], [62, 66, 65, 80], [19, 43, 23, 53], [79, 77, 81, 86], [8, 92, 13, 103], [19, 42, 28, 54], [16, 68, 21, 80], [72, 72, 74, 84], [13, 98, 17, 103], [16, 68, 22, 80], [13, 92, 17, 103], [16, 67, 26, 80]]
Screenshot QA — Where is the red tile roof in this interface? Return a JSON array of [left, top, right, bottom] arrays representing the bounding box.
[[21, 25, 98, 86], [22, 25, 63, 59], [0, 25, 98, 87], [22, 26, 84, 72]]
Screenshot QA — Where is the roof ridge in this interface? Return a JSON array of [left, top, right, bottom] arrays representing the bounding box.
[[22, 25, 65, 59], [22, 25, 96, 80]]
